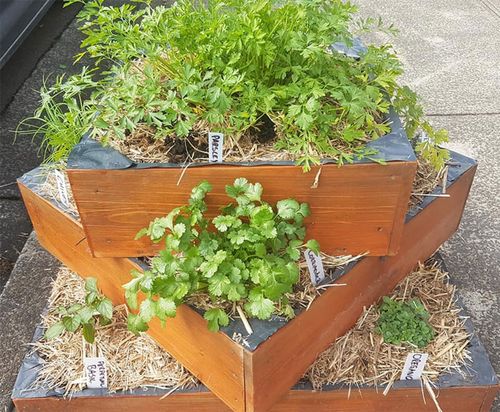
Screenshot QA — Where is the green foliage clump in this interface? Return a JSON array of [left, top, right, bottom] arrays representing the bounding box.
[[376, 296, 435, 348], [20, 0, 448, 170], [124, 178, 319, 332], [44, 277, 113, 343], [16, 68, 97, 163]]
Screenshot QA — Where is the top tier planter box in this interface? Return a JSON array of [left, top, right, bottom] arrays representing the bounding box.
[[66, 110, 417, 258]]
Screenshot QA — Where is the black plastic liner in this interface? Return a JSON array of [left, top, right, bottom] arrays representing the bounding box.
[[11, 256, 498, 402], [66, 108, 415, 170], [18, 150, 477, 352]]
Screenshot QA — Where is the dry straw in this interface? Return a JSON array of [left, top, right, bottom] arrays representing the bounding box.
[[409, 160, 448, 209], [37, 165, 79, 218], [31, 262, 469, 408], [30, 267, 197, 395], [305, 262, 470, 395]]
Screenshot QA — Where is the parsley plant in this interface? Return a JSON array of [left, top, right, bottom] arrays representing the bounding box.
[[21, 0, 448, 170]]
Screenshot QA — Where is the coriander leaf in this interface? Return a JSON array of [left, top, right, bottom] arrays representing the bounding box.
[[246, 182, 263, 201], [245, 292, 275, 320], [190, 181, 212, 202], [127, 313, 149, 334], [208, 274, 231, 296], [125, 288, 138, 310], [213, 215, 241, 232], [173, 223, 186, 237], [250, 205, 274, 226], [139, 299, 155, 322], [204, 308, 229, 332], [135, 227, 148, 240], [157, 297, 177, 319], [276, 199, 300, 220], [305, 239, 320, 254]]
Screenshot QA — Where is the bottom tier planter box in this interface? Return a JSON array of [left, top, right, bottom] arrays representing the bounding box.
[[11, 261, 499, 412], [17, 151, 477, 412]]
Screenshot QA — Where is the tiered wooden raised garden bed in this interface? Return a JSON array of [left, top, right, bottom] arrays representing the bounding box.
[[18, 151, 476, 411], [12, 260, 499, 412], [65, 112, 417, 258]]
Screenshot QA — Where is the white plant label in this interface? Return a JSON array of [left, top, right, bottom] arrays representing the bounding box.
[[400, 352, 428, 380], [208, 132, 224, 163], [84, 357, 107, 389], [54, 170, 70, 207], [304, 249, 325, 286]]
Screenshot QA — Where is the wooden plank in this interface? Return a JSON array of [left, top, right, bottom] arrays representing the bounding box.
[[18, 182, 247, 412], [273, 386, 499, 412], [245, 164, 476, 412], [13, 385, 499, 412], [246, 257, 385, 412], [382, 165, 477, 285], [67, 161, 416, 258]]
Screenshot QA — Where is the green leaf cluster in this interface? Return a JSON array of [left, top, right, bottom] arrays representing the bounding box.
[[125, 178, 318, 333], [376, 296, 435, 348], [20, 0, 447, 171], [44, 277, 113, 343]]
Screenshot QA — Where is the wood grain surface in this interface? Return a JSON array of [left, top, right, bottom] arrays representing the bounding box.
[[13, 385, 499, 412], [67, 162, 416, 258]]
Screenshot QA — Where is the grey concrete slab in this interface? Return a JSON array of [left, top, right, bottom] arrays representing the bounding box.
[[429, 114, 500, 410], [0, 16, 89, 198], [355, 0, 500, 115], [0, 233, 59, 412]]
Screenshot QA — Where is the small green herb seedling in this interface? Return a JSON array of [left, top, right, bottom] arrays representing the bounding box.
[[125, 178, 319, 333], [376, 296, 434, 348], [44, 277, 113, 343]]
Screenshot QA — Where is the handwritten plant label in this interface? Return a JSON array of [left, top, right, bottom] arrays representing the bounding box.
[[54, 170, 70, 207], [304, 249, 325, 286], [400, 352, 428, 380], [84, 357, 107, 389], [208, 132, 224, 163]]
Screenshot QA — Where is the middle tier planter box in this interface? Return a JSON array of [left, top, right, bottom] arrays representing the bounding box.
[[66, 111, 417, 258], [18, 151, 476, 412]]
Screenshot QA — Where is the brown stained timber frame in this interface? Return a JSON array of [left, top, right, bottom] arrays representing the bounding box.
[[13, 384, 500, 412], [18, 164, 476, 412], [66, 161, 417, 258]]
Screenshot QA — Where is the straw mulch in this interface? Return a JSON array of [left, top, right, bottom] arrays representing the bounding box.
[[305, 263, 470, 397], [32, 262, 469, 406], [409, 160, 448, 209], [104, 119, 298, 165], [37, 166, 79, 218], [31, 267, 197, 395]]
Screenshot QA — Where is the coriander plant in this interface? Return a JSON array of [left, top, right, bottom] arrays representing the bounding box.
[[21, 0, 448, 171], [124, 178, 319, 332], [376, 296, 435, 348], [45, 277, 113, 344]]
